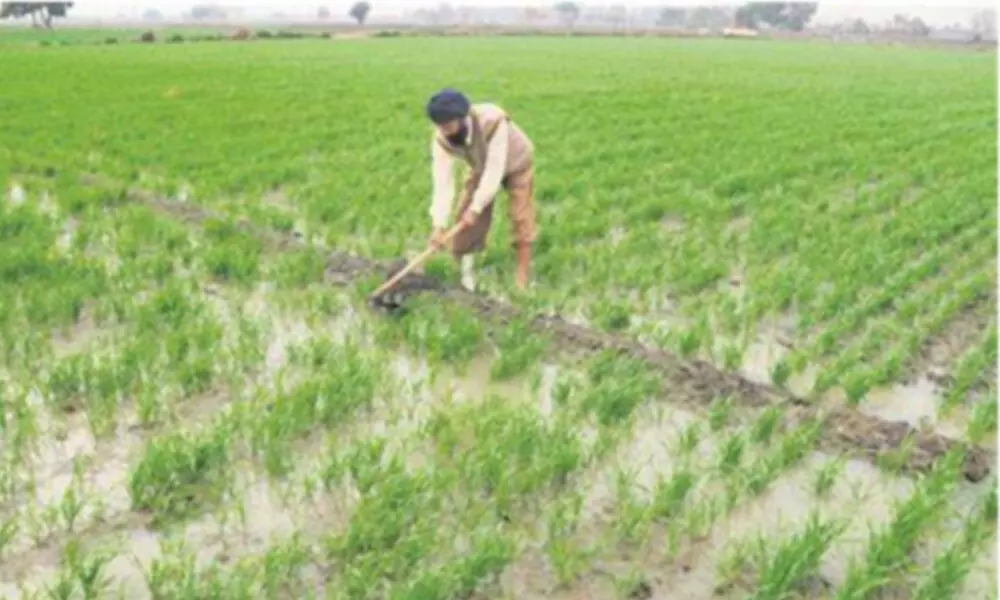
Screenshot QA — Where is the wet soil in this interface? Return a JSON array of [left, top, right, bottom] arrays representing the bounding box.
[[486, 403, 987, 600], [108, 182, 997, 482], [907, 296, 996, 391], [0, 306, 561, 596]]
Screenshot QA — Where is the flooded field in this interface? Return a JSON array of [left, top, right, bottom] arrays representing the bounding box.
[[1, 34, 997, 599], [0, 190, 994, 598]]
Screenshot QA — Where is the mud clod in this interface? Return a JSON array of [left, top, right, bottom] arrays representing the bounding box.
[[627, 579, 654, 599], [368, 258, 446, 313]]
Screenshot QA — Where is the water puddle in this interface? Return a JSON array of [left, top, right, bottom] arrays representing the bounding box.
[[50, 313, 108, 359], [911, 478, 997, 597], [102, 474, 310, 599], [2, 469, 335, 600], [739, 338, 815, 397], [495, 403, 707, 598], [652, 454, 915, 598], [500, 446, 920, 600], [706, 321, 982, 445], [586, 404, 704, 503], [384, 352, 560, 441], [961, 542, 998, 599], [1, 341, 558, 596], [9, 249, 990, 597], [849, 377, 983, 447]]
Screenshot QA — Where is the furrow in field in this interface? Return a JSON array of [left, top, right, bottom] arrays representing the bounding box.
[[123, 187, 995, 482]]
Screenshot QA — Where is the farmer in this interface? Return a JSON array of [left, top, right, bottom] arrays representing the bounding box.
[[425, 88, 536, 292]]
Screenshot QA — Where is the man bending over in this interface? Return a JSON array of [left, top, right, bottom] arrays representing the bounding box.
[[426, 88, 537, 291]]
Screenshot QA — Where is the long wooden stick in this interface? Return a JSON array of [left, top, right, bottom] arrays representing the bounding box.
[[369, 224, 462, 299]]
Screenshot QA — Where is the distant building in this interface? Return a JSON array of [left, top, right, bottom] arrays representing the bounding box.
[[929, 27, 983, 43]]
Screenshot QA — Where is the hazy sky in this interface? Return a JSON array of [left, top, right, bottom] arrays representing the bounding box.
[[63, 0, 997, 28]]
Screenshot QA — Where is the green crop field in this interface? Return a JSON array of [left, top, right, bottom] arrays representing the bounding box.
[[0, 34, 996, 599]]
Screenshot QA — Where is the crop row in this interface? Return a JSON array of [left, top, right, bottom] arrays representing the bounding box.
[[5, 167, 998, 471], [8, 164, 996, 453], [0, 180, 993, 599], [0, 190, 961, 570], [11, 339, 989, 598]]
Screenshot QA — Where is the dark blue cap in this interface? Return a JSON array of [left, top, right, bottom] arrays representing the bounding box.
[[426, 88, 470, 124]]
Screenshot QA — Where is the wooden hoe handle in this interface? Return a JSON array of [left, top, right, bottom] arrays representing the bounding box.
[[369, 224, 462, 299]]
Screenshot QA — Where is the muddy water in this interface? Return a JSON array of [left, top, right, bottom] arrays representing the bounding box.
[[100, 467, 354, 600], [912, 478, 998, 598], [496, 402, 707, 599], [495, 389, 985, 600], [962, 542, 999, 599], [1, 468, 335, 599], [585, 404, 703, 500], [858, 377, 984, 446], [644, 455, 915, 599], [1, 303, 559, 597], [739, 337, 815, 397], [593, 458, 912, 599], [632, 291, 989, 448], [198, 293, 1000, 597], [711, 323, 982, 446], [6, 273, 992, 597]]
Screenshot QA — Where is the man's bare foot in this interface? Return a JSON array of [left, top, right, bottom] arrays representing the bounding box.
[[515, 243, 532, 291], [461, 255, 476, 291]]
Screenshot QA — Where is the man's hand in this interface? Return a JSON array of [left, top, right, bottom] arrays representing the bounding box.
[[429, 228, 449, 250], [458, 209, 479, 231]]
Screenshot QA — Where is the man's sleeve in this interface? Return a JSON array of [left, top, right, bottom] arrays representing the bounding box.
[[469, 120, 510, 214], [429, 138, 455, 229]]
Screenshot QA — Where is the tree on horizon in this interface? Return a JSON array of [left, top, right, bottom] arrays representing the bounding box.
[[0, 1, 75, 28]]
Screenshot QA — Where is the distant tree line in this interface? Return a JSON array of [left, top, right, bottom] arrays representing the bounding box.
[[657, 6, 734, 29], [185, 4, 230, 20], [551, 2, 820, 31], [830, 10, 995, 39], [145, 0, 998, 42], [733, 2, 817, 32]]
